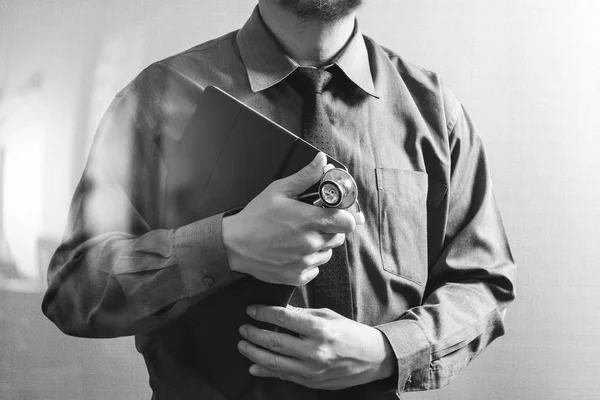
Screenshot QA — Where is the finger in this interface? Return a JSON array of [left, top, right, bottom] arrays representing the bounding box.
[[285, 303, 300, 311], [238, 340, 309, 377], [249, 365, 331, 390], [319, 233, 345, 251], [247, 305, 323, 336], [276, 152, 327, 198], [323, 164, 335, 173], [249, 364, 279, 378], [249, 364, 313, 385], [313, 208, 356, 235], [347, 202, 366, 226], [301, 231, 336, 253], [239, 325, 310, 359], [301, 249, 332, 269], [287, 304, 338, 320], [297, 266, 320, 286]]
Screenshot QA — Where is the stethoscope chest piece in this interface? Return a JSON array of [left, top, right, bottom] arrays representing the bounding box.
[[317, 168, 358, 209], [313, 167, 365, 225]]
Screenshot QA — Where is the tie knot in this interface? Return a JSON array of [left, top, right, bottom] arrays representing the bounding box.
[[292, 66, 334, 96]]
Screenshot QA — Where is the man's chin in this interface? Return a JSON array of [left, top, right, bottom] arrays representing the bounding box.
[[277, 0, 363, 22]]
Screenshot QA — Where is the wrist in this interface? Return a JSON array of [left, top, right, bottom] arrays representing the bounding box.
[[372, 328, 397, 381], [221, 215, 244, 274]]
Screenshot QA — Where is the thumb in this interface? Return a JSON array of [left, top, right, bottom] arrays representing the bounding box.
[[277, 152, 326, 197]]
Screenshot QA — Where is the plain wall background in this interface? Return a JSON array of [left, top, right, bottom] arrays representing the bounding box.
[[0, 0, 598, 399]]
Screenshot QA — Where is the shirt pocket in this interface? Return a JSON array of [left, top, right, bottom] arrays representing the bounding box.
[[376, 168, 428, 285]]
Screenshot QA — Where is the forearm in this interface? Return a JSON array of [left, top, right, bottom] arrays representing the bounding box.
[[42, 214, 236, 338], [376, 277, 512, 392]]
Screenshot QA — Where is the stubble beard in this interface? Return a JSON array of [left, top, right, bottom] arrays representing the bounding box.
[[277, 0, 363, 22]]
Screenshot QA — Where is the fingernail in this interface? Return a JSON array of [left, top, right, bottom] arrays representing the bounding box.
[[247, 306, 256, 317], [239, 326, 248, 338], [237, 341, 246, 354], [312, 152, 325, 167], [249, 365, 259, 375]]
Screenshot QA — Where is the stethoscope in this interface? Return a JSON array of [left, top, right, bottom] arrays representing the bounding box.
[[300, 166, 365, 225]]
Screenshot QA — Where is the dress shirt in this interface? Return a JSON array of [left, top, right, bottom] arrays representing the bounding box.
[[42, 6, 516, 399]]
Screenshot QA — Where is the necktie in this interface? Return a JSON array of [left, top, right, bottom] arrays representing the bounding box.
[[290, 66, 355, 320]]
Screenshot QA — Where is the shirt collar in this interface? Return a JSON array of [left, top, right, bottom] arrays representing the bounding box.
[[237, 6, 378, 98], [331, 21, 378, 98]]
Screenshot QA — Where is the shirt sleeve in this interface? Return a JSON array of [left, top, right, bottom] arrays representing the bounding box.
[[374, 99, 517, 394], [42, 78, 238, 338]]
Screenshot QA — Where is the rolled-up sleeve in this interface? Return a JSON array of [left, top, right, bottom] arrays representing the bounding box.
[[375, 99, 516, 394]]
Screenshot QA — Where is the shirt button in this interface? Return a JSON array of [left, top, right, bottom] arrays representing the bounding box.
[[203, 275, 214, 286]]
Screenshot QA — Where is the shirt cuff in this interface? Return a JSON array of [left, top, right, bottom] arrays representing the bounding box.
[[173, 213, 232, 297], [375, 319, 431, 394]]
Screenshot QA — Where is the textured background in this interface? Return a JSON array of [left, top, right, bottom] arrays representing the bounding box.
[[0, 0, 598, 399]]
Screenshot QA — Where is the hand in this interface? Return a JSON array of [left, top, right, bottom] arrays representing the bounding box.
[[222, 153, 356, 286], [237, 305, 396, 390]]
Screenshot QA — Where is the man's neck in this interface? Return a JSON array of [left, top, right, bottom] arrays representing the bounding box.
[[258, 1, 356, 67]]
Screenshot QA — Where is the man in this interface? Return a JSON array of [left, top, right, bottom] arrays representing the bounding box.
[[42, 0, 516, 399]]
